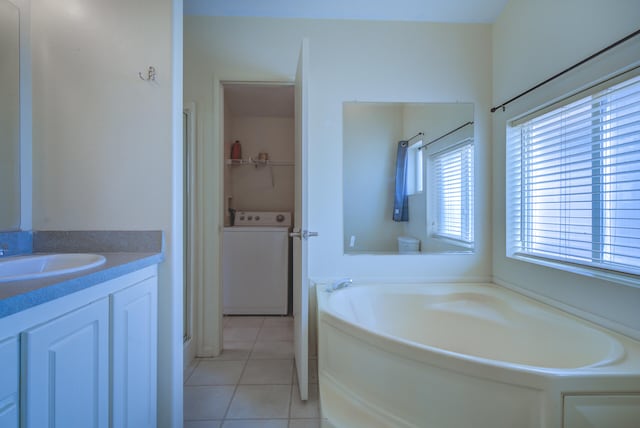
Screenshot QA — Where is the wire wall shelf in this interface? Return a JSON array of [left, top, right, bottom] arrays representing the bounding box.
[[226, 158, 294, 167]]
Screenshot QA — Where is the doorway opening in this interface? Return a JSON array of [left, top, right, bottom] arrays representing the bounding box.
[[203, 41, 310, 400], [220, 83, 296, 328]]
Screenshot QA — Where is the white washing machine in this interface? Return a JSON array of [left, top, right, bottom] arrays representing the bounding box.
[[222, 211, 291, 315]]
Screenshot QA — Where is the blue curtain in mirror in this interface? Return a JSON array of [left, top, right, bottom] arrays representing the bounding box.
[[393, 141, 409, 222]]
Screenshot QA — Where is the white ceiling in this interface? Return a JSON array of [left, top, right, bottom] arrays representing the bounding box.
[[184, 0, 509, 24], [224, 84, 295, 118]]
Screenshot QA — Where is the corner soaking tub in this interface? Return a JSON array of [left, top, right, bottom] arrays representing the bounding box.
[[316, 283, 640, 428]]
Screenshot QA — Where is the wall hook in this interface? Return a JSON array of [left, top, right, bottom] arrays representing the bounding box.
[[139, 66, 157, 81]]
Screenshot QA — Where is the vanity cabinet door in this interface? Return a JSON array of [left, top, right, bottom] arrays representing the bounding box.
[[21, 298, 109, 428], [111, 277, 157, 428], [0, 336, 19, 428]]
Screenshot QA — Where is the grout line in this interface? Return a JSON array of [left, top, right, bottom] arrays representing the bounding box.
[[219, 357, 247, 421], [286, 386, 294, 428], [220, 328, 256, 421], [220, 316, 267, 422], [186, 316, 300, 425], [183, 359, 200, 385], [288, 363, 295, 424]]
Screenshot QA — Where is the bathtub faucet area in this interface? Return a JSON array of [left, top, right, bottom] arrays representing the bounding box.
[[327, 277, 352, 292]]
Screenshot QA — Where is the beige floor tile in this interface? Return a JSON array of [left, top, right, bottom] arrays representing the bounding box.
[[186, 360, 245, 386], [184, 386, 235, 420], [262, 316, 293, 327], [250, 341, 294, 359], [184, 421, 223, 428], [225, 316, 265, 328], [257, 326, 293, 342], [213, 341, 254, 361], [226, 385, 292, 419], [184, 317, 322, 426], [290, 383, 320, 419], [221, 420, 288, 428], [184, 359, 199, 384], [239, 359, 293, 385], [289, 420, 322, 428], [224, 327, 260, 342]]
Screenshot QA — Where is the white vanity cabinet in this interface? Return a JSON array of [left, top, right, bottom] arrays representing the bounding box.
[[0, 265, 158, 428], [111, 276, 157, 428], [0, 336, 19, 428], [22, 298, 110, 428]]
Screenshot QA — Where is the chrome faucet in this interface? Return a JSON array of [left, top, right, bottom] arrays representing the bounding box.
[[327, 277, 352, 292]]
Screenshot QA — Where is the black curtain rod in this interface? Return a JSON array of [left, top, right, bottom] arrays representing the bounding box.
[[418, 121, 474, 150], [399, 132, 424, 147], [491, 28, 640, 113], [406, 132, 424, 142]]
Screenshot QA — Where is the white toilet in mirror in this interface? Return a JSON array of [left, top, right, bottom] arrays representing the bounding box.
[[398, 236, 420, 254]]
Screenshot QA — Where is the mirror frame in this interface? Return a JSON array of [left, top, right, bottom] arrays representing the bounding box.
[[0, 0, 32, 231]]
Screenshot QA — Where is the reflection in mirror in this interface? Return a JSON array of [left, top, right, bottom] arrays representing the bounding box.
[[0, 0, 20, 230], [343, 102, 474, 254]]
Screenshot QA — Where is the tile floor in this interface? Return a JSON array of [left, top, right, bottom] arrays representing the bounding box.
[[184, 316, 324, 428]]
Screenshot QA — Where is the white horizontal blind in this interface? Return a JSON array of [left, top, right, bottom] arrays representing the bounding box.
[[507, 74, 640, 275], [432, 140, 474, 243]]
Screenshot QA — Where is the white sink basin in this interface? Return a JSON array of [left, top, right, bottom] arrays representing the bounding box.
[[0, 254, 106, 282]]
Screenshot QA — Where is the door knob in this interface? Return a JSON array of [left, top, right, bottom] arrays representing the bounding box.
[[289, 230, 319, 240], [302, 231, 318, 239], [289, 230, 301, 238]]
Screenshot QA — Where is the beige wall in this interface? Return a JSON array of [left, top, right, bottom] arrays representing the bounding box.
[[492, 0, 640, 338], [32, 1, 173, 230], [0, 0, 20, 230], [31, 0, 183, 425], [185, 17, 493, 282], [227, 116, 295, 214], [343, 103, 404, 253]]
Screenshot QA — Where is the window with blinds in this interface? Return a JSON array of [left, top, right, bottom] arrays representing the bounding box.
[[507, 72, 640, 277], [407, 140, 424, 195], [432, 139, 474, 244]]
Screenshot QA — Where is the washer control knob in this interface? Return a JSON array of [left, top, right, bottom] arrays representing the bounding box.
[[255, 215, 260, 221], [276, 214, 285, 222]]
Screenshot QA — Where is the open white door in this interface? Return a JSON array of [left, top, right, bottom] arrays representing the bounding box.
[[292, 38, 312, 401]]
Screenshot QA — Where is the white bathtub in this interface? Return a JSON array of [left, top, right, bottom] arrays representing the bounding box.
[[316, 283, 640, 428]]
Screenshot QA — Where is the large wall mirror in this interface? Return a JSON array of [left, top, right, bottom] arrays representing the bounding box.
[[0, 0, 21, 230], [343, 102, 475, 254]]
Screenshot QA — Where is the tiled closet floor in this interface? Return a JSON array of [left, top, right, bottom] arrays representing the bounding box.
[[184, 316, 324, 428]]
